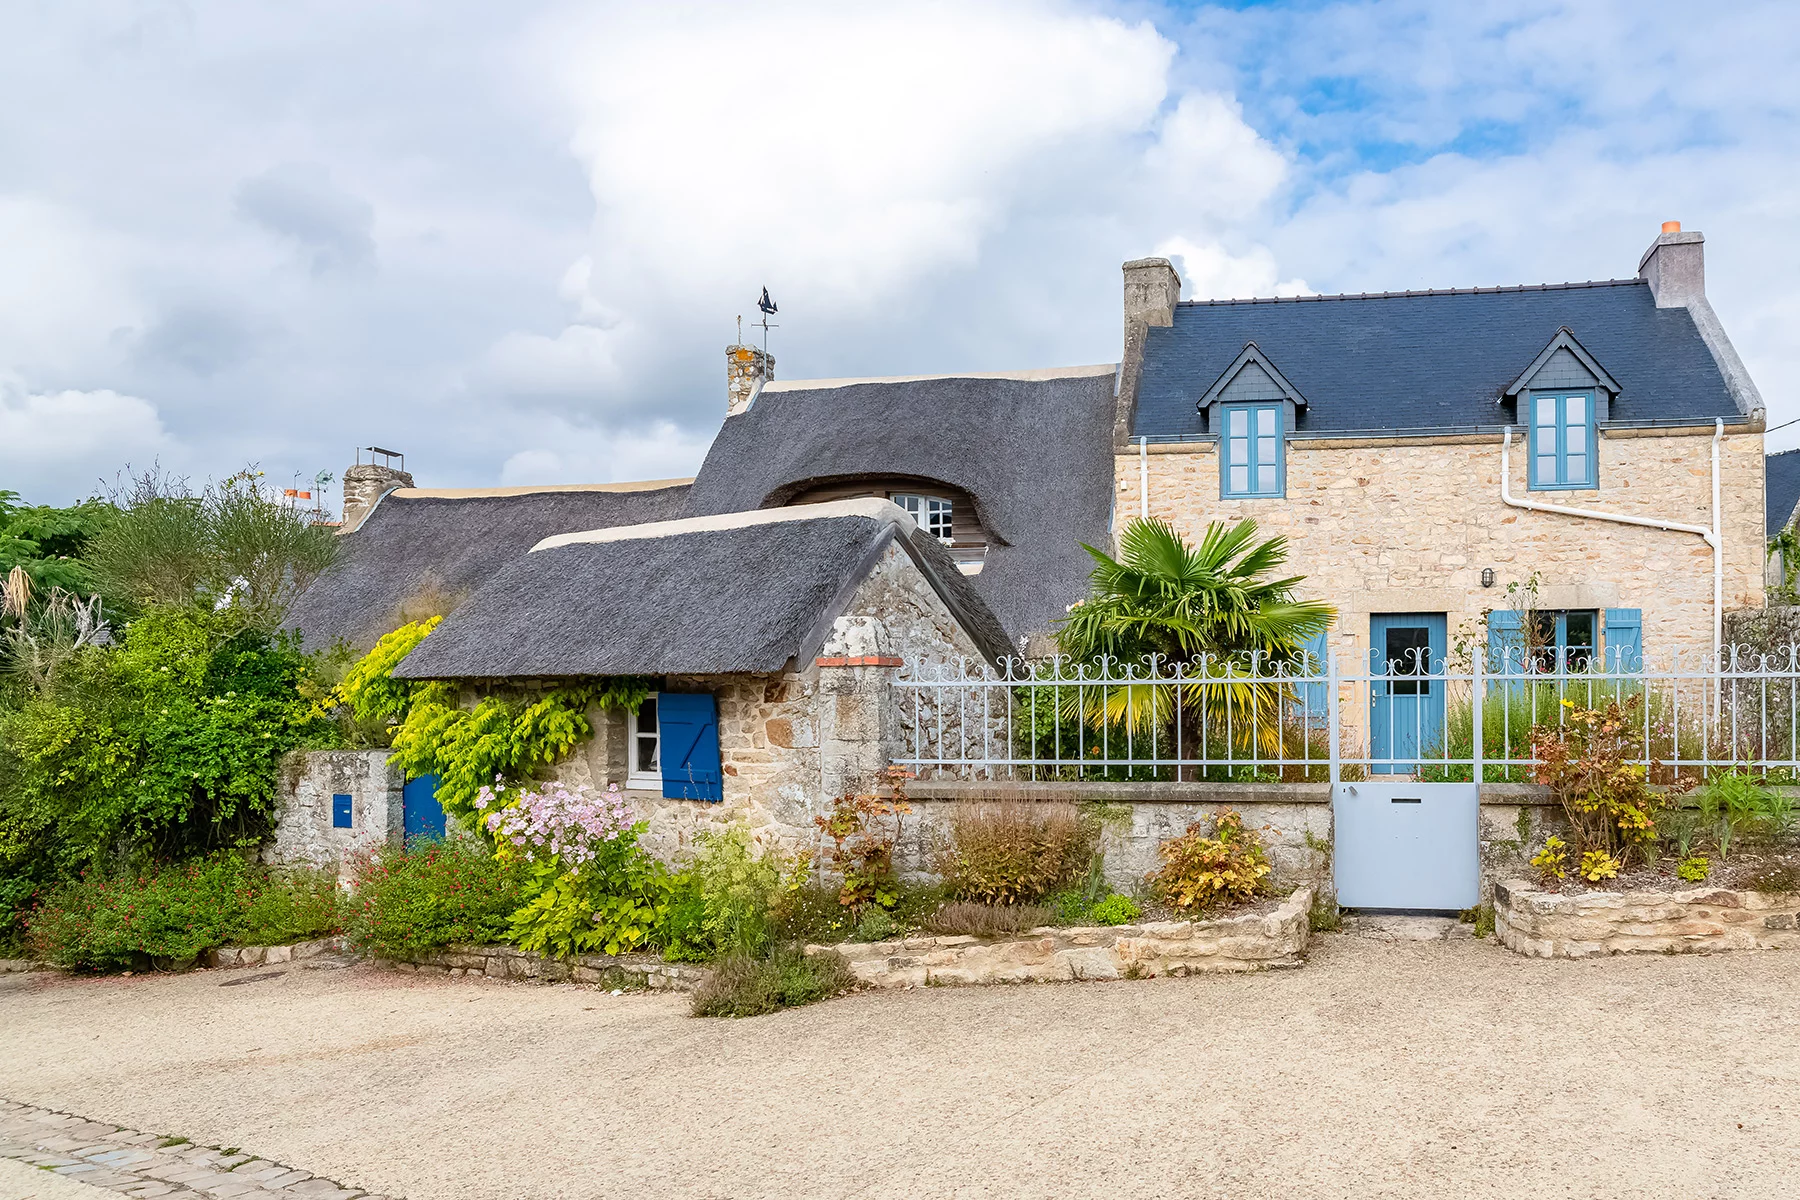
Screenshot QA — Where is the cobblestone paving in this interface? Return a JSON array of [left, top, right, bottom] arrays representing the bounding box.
[[0, 1100, 390, 1199]]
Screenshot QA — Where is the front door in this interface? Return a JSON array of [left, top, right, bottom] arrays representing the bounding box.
[[1369, 613, 1446, 775], [402, 774, 445, 842]]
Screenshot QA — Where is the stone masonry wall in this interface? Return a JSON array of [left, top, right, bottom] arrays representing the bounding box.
[[1495, 878, 1800, 957], [268, 749, 402, 873], [1117, 429, 1764, 704], [548, 540, 992, 867]]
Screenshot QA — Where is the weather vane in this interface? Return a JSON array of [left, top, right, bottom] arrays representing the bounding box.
[[754, 286, 778, 357]]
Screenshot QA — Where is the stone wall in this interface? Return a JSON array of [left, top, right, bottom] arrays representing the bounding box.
[[379, 944, 706, 991], [819, 886, 1312, 986], [1494, 878, 1800, 957], [267, 750, 402, 872], [1117, 428, 1764, 699], [548, 540, 993, 866]]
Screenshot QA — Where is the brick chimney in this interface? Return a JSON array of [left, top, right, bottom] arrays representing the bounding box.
[[1114, 256, 1182, 448], [726, 344, 775, 417], [342, 452, 414, 532], [1637, 220, 1705, 308]]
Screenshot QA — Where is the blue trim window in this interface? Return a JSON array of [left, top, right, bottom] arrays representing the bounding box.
[[1529, 391, 1596, 489], [1220, 402, 1284, 498]]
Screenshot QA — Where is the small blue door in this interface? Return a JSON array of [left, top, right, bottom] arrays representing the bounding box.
[[1370, 613, 1446, 775], [402, 774, 445, 842]]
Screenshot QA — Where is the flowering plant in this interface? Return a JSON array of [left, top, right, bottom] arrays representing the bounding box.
[[477, 779, 635, 867]]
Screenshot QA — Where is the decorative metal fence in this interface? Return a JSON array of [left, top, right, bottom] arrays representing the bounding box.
[[892, 648, 1800, 783]]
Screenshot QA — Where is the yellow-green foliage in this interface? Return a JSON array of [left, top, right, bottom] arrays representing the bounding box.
[[1677, 854, 1711, 883], [1531, 835, 1570, 882], [336, 617, 439, 724], [1146, 808, 1271, 913], [1579, 848, 1621, 883]]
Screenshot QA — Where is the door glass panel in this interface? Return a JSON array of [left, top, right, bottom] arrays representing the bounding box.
[[1385, 626, 1432, 695], [1535, 396, 1557, 427], [1229, 408, 1248, 436]]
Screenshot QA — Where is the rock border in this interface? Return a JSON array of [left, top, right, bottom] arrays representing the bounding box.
[[815, 887, 1313, 988], [378, 944, 708, 991], [1494, 877, 1800, 957], [207, 936, 347, 968]]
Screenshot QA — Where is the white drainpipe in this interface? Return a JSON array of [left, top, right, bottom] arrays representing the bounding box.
[[1500, 419, 1723, 659], [1138, 435, 1149, 520]]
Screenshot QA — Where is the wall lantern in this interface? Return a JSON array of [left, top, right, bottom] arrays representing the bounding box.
[[1481, 568, 1496, 588]]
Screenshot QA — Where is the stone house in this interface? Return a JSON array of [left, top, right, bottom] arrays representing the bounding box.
[[278, 220, 1772, 875]]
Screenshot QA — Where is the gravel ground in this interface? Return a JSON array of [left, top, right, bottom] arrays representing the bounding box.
[[3, 934, 1798, 1200]]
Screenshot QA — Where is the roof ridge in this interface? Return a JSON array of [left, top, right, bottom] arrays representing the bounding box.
[[530, 498, 915, 553], [1178, 279, 1646, 307]]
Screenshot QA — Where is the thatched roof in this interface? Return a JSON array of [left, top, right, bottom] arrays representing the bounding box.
[[284, 481, 692, 652], [686, 366, 1119, 646], [391, 500, 1011, 680]]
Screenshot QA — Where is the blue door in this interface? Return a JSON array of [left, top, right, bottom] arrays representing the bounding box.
[[402, 774, 445, 842], [1369, 613, 1446, 775]]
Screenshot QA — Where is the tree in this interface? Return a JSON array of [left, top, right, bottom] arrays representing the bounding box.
[[0, 491, 116, 600], [1055, 517, 1335, 751]]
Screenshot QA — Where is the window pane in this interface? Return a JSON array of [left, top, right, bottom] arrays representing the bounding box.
[[1565, 611, 1595, 651], [1385, 627, 1431, 695], [636, 736, 658, 774], [1229, 408, 1248, 436], [1566, 394, 1587, 423], [638, 697, 657, 733], [1566, 423, 1587, 454], [1535, 451, 1558, 482], [1535, 396, 1557, 427], [1566, 452, 1588, 482], [1229, 436, 1248, 466], [1257, 407, 1276, 436], [1230, 464, 1249, 492]]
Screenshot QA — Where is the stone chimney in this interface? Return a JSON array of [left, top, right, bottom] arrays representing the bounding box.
[[1114, 256, 1182, 448], [1637, 220, 1705, 308], [726, 344, 775, 417], [341, 455, 414, 532]]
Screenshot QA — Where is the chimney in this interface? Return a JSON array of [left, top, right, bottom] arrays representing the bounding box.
[[341, 448, 414, 532], [1637, 220, 1705, 308], [726, 343, 775, 416], [1114, 256, 1182, 448]]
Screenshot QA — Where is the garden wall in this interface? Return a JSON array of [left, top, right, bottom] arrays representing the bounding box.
[[377, 944, 706, 991], [1495, 878, 1800, 957], [819, 886, 1313, 986], [267, 749, 402, 872]]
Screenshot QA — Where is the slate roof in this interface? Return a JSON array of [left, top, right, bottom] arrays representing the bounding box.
[[1133, 280, 1740, 440], [1768, 450, 1800, 537], [687, 367, 1119, 647], [284, 483, 693, 653], [391, 501, 1012, 680]]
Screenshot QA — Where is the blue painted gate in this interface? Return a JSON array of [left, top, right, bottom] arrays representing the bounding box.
[[402, 774, 445, 842], [1369, 612, 1447, 775], [1332, 782, 1479, 911]]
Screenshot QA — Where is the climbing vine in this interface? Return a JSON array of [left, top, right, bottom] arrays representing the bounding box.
[[334, 619, 652, 827], [1769, 527, 1800, 604]]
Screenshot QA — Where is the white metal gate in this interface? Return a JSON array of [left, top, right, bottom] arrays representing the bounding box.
[[1332, 782, 1479, 911]]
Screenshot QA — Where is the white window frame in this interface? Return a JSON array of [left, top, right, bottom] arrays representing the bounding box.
[[891, 492, 953, 543], [627, 694, 661, 790]]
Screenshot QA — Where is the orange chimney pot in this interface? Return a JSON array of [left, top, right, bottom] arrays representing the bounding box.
[[1661, 220, 1681, 233]]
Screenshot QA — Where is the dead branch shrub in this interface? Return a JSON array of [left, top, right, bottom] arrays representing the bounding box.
[[934, 802, 1099, 906], [921, 901, 1057, 938]]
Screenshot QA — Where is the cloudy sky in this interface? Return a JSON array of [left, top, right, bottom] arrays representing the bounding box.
[[3, 0, 1797, 506]]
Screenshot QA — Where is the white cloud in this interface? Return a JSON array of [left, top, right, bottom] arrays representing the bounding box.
[[1156, 237, 1312, 301], [0, 384, 177, 498], [498, 418, 713, 486]]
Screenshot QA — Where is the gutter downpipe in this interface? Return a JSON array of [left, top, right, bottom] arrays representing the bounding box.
[[1138, 436, 1149, 520], [1500, 420, 1723, 662]]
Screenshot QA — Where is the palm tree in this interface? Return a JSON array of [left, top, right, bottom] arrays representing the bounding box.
[[1054, 518, 1335, 753]]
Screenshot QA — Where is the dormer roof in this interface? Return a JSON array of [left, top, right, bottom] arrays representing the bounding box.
[[1196, 342, 1308, 411], [1502, 326, 1621, 401]]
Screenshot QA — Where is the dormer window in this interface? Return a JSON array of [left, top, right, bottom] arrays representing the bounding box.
[[1528, 391, 1597, 490], [1220, 402, 1285, 498], [891, 492, 953, 542]]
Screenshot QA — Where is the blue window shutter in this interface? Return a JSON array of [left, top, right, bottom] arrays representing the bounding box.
[[1604, 608, 1643, 672], [331, 793, 353, 829], [658, 692, 723, 802], [1300, 629, 1328, 718], [1487, 610, 1525, 670]]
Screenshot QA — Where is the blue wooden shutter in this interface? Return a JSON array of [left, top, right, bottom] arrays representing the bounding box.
[[1487, 610, 1525, 698], [658, 692, 723, 802], [1604, 608, 1643, 673], [1300, 629, 1329, 718], [331, 793, 353, 829]]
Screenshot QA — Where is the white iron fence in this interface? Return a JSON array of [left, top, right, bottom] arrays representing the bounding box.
[[893, 648, 1800, 783]]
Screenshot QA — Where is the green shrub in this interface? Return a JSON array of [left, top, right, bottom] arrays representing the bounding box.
[[935, 802, 1098, 906], [1677, 854, 1711, 883], [346, 838, 525, 959], [689, 945, 856, 1018], [1087, 894, 1141, 925], [22, 853, 341, 971], [850, 907, 897, 942], [689, 824, 787, 958], [1697, 770, 1795, 859], [1146, 808, 1271, 914], [657, 871, 711, 963], [1310, 892, 1343, 933]]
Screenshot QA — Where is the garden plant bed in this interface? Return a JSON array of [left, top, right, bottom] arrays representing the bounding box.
[[815, 886, 1312, 987], [377, 943, 709, 991], [1494, 878, 1800, 958], [1526, 846, 1800, 896]]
